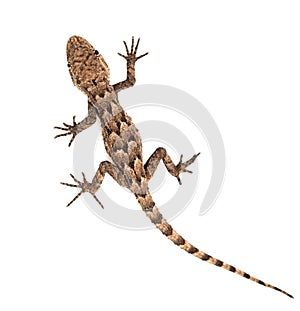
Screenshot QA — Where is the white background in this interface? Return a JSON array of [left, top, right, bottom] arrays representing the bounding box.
[[0, 0, 299, 310]]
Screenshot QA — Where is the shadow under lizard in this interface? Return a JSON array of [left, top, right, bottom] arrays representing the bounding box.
[[54, 35, 293, 299]]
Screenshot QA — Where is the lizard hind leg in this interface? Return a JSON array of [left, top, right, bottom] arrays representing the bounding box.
[[61, 173, 104, 208], [144, 147, 200, 185], [61, 161, 124, 208]]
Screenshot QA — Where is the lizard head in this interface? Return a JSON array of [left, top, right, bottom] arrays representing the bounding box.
[[66, 36, 112, 101]]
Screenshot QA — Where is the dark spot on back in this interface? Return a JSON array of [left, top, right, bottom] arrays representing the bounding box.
[[120, 112, 127, 123], [106, 104, 112, 114], [104, 126, 112, 135], [116, 119, 121, 130], [129, 160, 135, 169]]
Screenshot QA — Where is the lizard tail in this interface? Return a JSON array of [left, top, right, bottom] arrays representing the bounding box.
[[136, 192, 293, 299]]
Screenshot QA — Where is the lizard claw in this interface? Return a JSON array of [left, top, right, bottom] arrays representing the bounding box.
[[61, 173, 104, 208], [175, 152, 200, 185], [118, 36, 148, 62], [54, 116, 78, 147]]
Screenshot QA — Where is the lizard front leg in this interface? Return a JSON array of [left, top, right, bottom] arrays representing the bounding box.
[[113, 37, 148, 92], [61, 161, 125, 207], [144, 147, 200, 185], [54, 102, 97, 146]]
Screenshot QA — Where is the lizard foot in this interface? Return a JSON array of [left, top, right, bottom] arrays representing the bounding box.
[[61, 173, 104, 208], [118, 36, 148, 62], [174, 152, 200, 185], [54, 115, 78, 147]]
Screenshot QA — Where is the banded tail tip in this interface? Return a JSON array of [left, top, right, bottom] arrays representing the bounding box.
[[275, 288, 294, 299]]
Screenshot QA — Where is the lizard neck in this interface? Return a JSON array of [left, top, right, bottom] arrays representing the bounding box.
[[91, 91, 124, 128]]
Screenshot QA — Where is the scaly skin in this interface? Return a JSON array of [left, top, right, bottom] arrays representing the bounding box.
[[55, 35, 293, 299]]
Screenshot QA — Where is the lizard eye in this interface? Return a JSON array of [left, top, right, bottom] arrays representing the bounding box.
[[76, 79, 81, 84], [67, 63, 71, 68], [94, 50, 99, 55]]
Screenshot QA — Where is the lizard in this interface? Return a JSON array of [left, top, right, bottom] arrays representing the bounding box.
[[54, 35, 293, 299]]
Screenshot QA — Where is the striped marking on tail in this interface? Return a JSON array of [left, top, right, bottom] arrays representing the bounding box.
[[157, 219, 293, 298], [137, 194, 293, 299]]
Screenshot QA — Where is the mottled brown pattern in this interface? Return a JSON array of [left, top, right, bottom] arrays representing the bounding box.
[[66, 36, 112, 101], [55, 35, 293, 299], [144, 147, 200, 185]]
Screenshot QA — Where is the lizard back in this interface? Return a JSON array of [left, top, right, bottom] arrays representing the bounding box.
[[93, 92, 148, 194]]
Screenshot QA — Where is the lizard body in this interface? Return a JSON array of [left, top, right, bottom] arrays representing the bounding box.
[[55, 35, 293, 298]]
